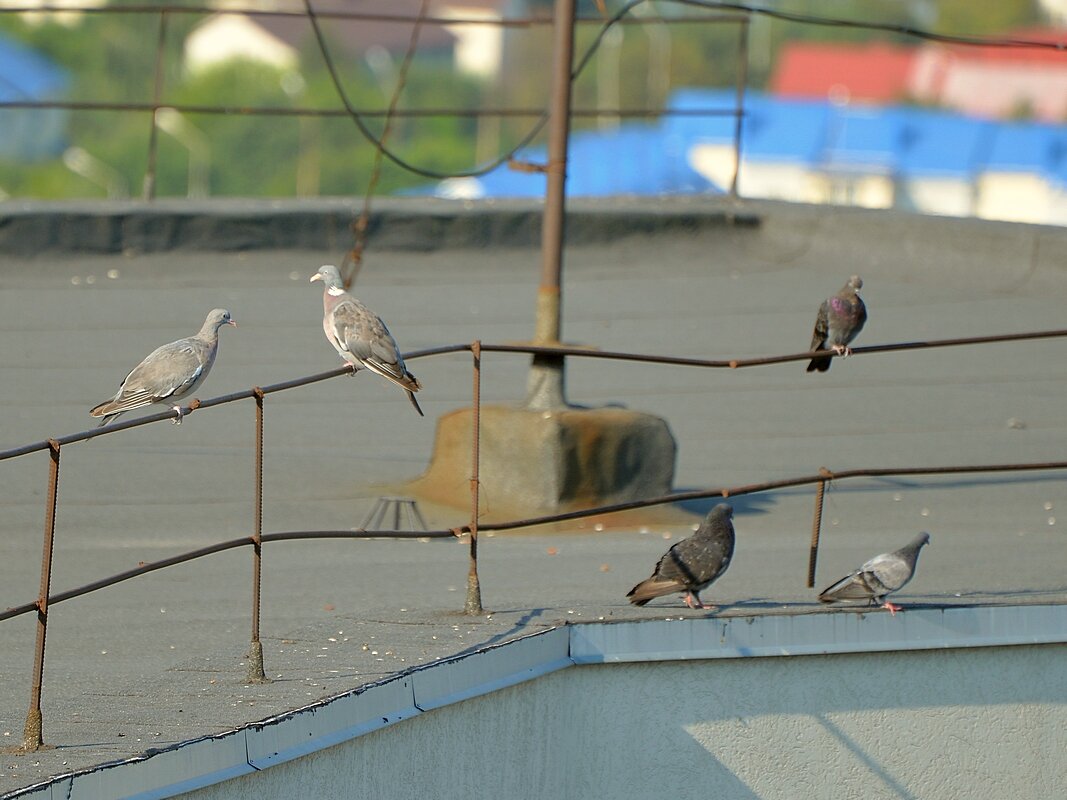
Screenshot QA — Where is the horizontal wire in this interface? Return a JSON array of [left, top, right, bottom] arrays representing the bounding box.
[[0, 100, 742, 119], [4, 457, 1066, 622], [3, 326, 1067, 461], [1, 1, 1062, 49], [0, 5, 741, 26], [3, 1, 1059, 185]]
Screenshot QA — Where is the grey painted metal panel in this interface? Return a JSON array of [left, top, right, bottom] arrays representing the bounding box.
[[568, 604, 1067, 664], [2, 783, 54, 800], [411, 627, 572, 712], [10, 605, 1067, 798], [93, 735, 253, 800], [246, 674, 419, 771], [13, 733, 255, 800]]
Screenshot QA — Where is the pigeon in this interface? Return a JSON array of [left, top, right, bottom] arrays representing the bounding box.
[[310, 264, 423, 416], [627, 503, 736, 610], [818, 532, 930, 615], [90, 308, 236, 426], [806, 275, 867, 372]]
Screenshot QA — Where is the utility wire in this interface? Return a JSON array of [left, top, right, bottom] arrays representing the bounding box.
[[302, 0, 1064, 183], [339, 0, 430, 288]]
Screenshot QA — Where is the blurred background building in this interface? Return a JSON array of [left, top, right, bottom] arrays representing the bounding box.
[[0, 0, 1063, 223]]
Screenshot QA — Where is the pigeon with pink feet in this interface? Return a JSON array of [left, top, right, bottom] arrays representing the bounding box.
[[90, 308, 236, 426], [627, 503, 736, 610], [806, 275, 867, 372], [818, 532, 930, 615], [310, 265, 423, 416]]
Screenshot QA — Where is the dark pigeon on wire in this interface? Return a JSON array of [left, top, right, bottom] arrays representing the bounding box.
[[90, 308, 236, 426], [310, 265, 423, 416], [807, 275, 867, 372], [818, 532, 930, 615], [627, 503, 736, 610]]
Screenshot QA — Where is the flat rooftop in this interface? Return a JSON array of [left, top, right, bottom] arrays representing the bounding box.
[[1, 197, 1065, 795]]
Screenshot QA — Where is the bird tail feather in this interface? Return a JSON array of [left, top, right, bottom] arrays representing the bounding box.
[[627, 578, 683, 606], [818, 574, 872, 602], [407, 390, 424, 417], [807, 357, 832, 373]]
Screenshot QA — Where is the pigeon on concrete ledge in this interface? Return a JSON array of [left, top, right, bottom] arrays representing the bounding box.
[[627, 503, 736, 610]]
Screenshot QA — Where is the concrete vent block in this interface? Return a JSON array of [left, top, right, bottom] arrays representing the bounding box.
[[410, 404, 676, 518]]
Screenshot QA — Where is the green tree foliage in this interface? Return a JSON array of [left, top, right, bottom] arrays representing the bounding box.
[[0, 0, 1048, 199]]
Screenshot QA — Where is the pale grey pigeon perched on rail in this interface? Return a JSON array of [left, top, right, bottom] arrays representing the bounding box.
[[627, 503, 736, 610], [818, 532, 930, 615], [807, 275, 867, 372], [90, 308, 236, 426], [310, 264, 423, 416]]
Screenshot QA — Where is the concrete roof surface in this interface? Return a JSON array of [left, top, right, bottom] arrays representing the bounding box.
[[1, 198, 1066, 794]]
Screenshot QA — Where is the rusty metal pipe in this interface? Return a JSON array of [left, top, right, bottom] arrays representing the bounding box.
[[808, 478, 827, 588], [526, 0, 576, 411], [5, 329, 1067, 461], [248, 389, 269, 683], [21, 440, 61, 751], [466, 341, 484, 615]]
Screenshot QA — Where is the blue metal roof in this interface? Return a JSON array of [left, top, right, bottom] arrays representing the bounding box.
[[820, 105, 898, 172], [422, 88, 1067, 198], [0, 31, 68, 100], [893, 108, 995, 178], [743, 96, 830, 163], [985, 122, 1067, 185], [428, 122, 721, 199]]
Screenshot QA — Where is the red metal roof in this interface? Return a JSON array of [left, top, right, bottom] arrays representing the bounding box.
[[770, 41, 917, 103]]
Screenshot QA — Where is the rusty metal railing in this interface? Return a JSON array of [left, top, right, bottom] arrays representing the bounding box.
[[3, 329, 1067, 751]]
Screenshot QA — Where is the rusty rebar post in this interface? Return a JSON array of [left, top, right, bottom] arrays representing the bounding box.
[[247, 389, 270, 683], [21, 440, 61, 751], [525, 0, 575, 411], [465, 341, 484, 615], [142, 10, 168, 200], [807, 474, 829, 588], [730, 15, 749, 200]]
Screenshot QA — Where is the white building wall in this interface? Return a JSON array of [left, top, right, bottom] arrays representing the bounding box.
[[179, 643, 1067, 800], [440, 7, 504, 78], [906, 177, 975, 217], [976, 172, 1055, 224], [184, 15, 297, 74]]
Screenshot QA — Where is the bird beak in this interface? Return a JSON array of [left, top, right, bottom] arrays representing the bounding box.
[[310, 273, 322, 283], [228, 320, 238, 327]]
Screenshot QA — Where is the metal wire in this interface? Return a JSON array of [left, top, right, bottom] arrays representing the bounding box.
[[4, 327, 1067, 461], [2, 0, 1059, 194], [1, 324, 1064, 751], [0, 99, 746, 120], [3, 459, 1066, 624], [340, 0, 431, 287], [5, 0, 1047, 49], [0, 2, 1062, 51]]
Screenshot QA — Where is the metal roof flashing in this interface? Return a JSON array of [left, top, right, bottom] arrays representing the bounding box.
[[8, 604, 1066, 800]]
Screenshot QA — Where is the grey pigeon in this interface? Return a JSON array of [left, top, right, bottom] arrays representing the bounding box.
[[90, 308, 236, 426], [627, 503, 736, 610], [310, 265, 423, 416], [818, 532, 930, 615], [807, 275, 867, 372]]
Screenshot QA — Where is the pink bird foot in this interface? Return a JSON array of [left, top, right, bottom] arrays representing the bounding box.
[[684, 594, 717, 611], [881, 601, 902, 615]]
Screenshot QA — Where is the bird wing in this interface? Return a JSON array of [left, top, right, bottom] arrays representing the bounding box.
[[809, 300, 830, 351], [100, 340, 206, 414], [862, 552, 912, 594], [818, 570, 879, 602], [655, 532, 732, 590], [330, 297, 419, 391]]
